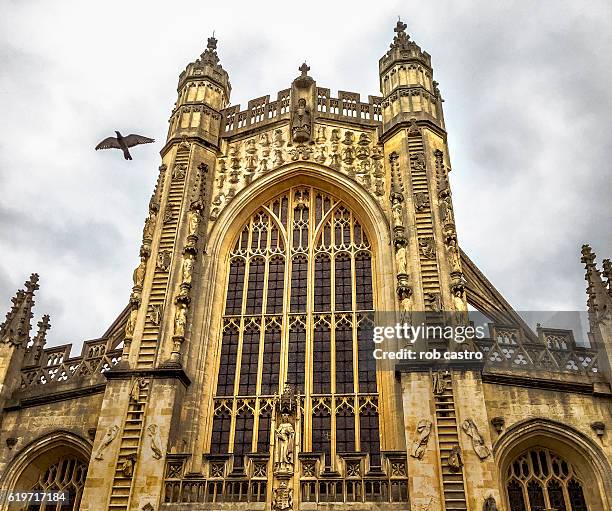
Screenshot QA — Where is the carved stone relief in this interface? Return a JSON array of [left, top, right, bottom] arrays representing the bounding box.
[[94, 425, 119, 460], [461, 418, 490, 460], [410, 419, 432, 459]]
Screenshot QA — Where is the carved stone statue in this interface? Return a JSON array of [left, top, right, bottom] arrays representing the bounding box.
[[94, 425, 119, 460], [447, 238, 462, 274], [392, 201, 404, 229], [120, 454, 137, 477], [182, 256, 194, 286], [174, 303, 187, 338], [147, 424, 162, 460], [432, 370, 446, 395], [133, 257, 147, 288], [461, 418, 490, 459], [483, 496, 498, 511], [448, 445, 463, 472], [291, 98, 312, 143], [439, 195, 455, 225], [396, 245, 408, 275], [187, 208, 200, 238], [143, 210, 157, 240], [410, 419, 432, 459], [419, 237, 436, 259], [125, 307, 138, 339], [274, 414, 295, 473], [147, 304, 162, 326]]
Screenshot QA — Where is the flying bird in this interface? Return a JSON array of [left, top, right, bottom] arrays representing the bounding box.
[[95, 131, 155, 160]]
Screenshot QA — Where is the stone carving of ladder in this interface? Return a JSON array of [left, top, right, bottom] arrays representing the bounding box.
[[434, 372, 467, 511], [107, 380, 150, 510]]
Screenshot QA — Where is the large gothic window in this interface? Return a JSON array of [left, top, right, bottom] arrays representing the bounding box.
[[506, 447, 589, 511], [210, 187, 379, 467], [26, 457, 87, 511]]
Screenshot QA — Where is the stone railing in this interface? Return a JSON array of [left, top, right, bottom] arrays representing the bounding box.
[[19, 338, 122, 391], [221, 87, 383, 137], [299, 451, 408, 504], [163, 454, 269, 505], [477, 324, 601, 376]]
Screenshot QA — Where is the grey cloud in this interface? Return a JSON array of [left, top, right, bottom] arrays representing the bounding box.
[[0, 0, 610, 352]]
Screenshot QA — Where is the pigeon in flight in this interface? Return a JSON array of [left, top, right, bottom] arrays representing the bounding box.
[[95, 131, 155, 160]]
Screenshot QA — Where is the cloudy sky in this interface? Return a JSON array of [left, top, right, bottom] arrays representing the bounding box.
[[0, 0, 610, 352]]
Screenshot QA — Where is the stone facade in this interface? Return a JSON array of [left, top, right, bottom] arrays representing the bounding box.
[[0, 23, 610, 511]]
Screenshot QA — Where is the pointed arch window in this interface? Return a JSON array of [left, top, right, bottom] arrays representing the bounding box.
[[505, 447, 589, 511], [210, 187, 379, 468]]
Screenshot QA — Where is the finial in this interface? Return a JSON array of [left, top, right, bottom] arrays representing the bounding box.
[[299, 62, 310, 77], [207, 35, 217, 51], [581, 244, 596, 266], [391, 19, 410, 49]]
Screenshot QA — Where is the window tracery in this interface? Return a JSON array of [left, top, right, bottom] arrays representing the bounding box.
[[210, 186, 379, 468], [506, 447, 588, 511]]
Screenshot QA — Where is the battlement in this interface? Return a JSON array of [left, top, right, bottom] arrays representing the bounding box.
[[221, 87, 383, 137]]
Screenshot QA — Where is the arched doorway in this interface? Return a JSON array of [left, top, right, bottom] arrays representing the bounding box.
[[0, 433, 90, 511]]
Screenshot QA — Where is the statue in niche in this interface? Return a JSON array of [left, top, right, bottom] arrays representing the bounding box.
[[133, 256, 147, 289], [273, 129, 285, 147], [274, 413, 295, 473], [448, 445, 463, 472], [125, 307, 138, 339], [174, 303, 187, 338], [331, 128, 340, 143], [483, 496, 498, 511], [342, 146, 355, 164], [392, 201, 404, 229], [147, 304, 162, 326], [419, 237, 436, 259], [120, 454, 137, 477], [259, 132, 270, 147], [94, 425, 119, 460], [181, 256, 194, 285], [187, 208, 200, 238], [432, 370, 447, 395], [440, 195, 455, 225], [410, 419, 432, 459], [315, 125, 326, 144], [156, 251, 172, 272], [396, 245, 408, 275], [314, 145, 326, 164], [147, 424, 162, 459], [342, 131, 354, 145], [462, 418, 490, 459], [446, 237, 461, 273], [273, 149, 284, 167], [142, 210, 157, 241], [291, 98, 312, 143]]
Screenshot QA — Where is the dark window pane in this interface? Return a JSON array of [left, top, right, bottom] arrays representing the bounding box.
[[313, 324, 331, 394], [359, 406, 380, 466], [245, 258, 265, 314], [335, 323, 354, 393], [225, 259, 245, 315], [527, 480, 545, 511], [210, 408, 231, 454], [239, 326, 260, 395], [336, 407, 355, 453], [547, 480, 566, 511], [257, 409, 272, 453], [266, 256, 285, 314], [233, 410, 254, 467], [568, 479, 587, 511], [261, 324, 281, 395], [287, 323, 306, 391], [335, 253, 352, 311], [355, 252, 373, 310], [507, 480, 526, 511], [314, 255, 331, 312], [358, 318, 377, 392], [290, 256, 308, 313], [216, 325, 239, 396], [312, 409, 331, 465]]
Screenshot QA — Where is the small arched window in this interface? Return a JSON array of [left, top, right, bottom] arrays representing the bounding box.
[[506, 447, 589, 511]]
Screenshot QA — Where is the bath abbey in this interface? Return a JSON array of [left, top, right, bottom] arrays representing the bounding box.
[[0, 22, 610, 511]]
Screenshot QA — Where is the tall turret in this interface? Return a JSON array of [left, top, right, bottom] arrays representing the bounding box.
[[166, 36, 231, 148]]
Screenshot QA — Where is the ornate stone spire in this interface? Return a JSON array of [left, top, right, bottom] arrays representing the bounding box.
[[391, 20, 411, 49], [581, 244, 611, 318], [0, 274, 39, 347], [28, 314, 50, 364], [200, 35, 220, 65]]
